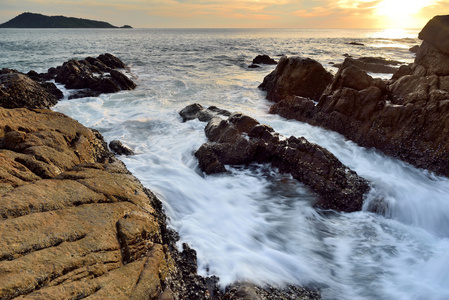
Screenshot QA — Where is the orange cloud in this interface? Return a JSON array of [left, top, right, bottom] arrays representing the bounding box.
[[293, 7, 332, 18]]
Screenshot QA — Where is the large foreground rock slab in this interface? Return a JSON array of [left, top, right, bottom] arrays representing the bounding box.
[[0, 106, 227, 299], [187, 106, 370, 212], [0, 107, 173, 299]]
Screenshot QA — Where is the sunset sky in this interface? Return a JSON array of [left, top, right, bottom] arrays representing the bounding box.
[[0, 0, 447, 29]]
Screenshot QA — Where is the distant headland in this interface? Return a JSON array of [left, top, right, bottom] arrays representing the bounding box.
[[0, 12, 132, 28]]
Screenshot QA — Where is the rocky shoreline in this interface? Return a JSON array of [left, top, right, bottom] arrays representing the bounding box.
[[0, 55, 321, 299], [260, 15, 449, 179], [181, 104, 369, 212]]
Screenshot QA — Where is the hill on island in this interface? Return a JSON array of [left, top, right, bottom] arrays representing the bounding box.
[[0, 12, 132, 28]]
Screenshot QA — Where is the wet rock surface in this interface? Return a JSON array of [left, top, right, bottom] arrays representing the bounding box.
[[259, 56, 333, 103], [48, 53, 137, 99], [1, 53, 136, 108], [333, 57, 403, 74], [109, 139, 135, 156], [188, 106, 370, 212], [264, 15, 449, 178], [179, 103, 231, 122], [418, 15, 449, 55], [0, 72, 58, 108]]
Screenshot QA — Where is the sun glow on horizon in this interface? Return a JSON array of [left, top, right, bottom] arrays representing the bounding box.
[[376, 0, 438, 28]]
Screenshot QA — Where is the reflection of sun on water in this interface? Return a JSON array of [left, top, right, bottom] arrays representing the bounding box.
[[376, 0, 437, 28], [375, 28, 408, 39]]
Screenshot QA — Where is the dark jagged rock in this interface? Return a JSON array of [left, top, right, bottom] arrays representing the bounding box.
[[45, 53, 136, 98], [0, 72, 58, 109], [189, 110, 370, 213], [98, 53, 128, 69], [333, 57, 403, 74], [409, 45, 420, 53], [253, 55, 277, 65], [39, 81, 64, 100], [264, 15, 449, 177], [259, 56, 333, 102], [224, 282, 321, 300], [391, 64, 413, 80], [0, 68, 19, 75], [1, 54, 135, 106], [418, 15, 449, 55], [179, 103, 231, 122], [109, 140, 135, 156]]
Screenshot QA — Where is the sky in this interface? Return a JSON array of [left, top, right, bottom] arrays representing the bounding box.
[[0, 0, 448, 29]]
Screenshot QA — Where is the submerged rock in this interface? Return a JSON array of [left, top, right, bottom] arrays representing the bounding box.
[[187, 108, 370, 212], [348, 42, 365, 46], [263, 14, 449, 178]]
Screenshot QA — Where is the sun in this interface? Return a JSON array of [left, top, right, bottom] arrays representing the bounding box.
[[376, 0, 437, 28]]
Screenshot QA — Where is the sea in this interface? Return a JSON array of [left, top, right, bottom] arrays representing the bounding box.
[[1, 28, 448, 300]]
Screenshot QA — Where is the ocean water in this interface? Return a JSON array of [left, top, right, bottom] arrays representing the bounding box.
[[1, 28, 449, 300]]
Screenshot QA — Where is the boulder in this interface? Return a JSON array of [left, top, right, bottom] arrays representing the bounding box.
[[414, 41, 449, 76], [109, 140, 134, 156], [179, 103, 231, 122], [325, 58, 374, 92], [190, 110, 370, 212], [259, 56, 333, 102], [418, 15, 449, 55], [0, 73, 58, 109], [248, 55, 277, 68], [253, 55, 277, 65]]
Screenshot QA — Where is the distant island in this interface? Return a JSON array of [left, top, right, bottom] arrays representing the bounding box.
[[0, 12, 132, 28]]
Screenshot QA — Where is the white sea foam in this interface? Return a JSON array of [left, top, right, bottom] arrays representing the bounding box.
[[4, 28, 446, 299]]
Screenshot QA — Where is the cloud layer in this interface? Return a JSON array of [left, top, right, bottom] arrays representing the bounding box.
[[0, 0, 447, 28]]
